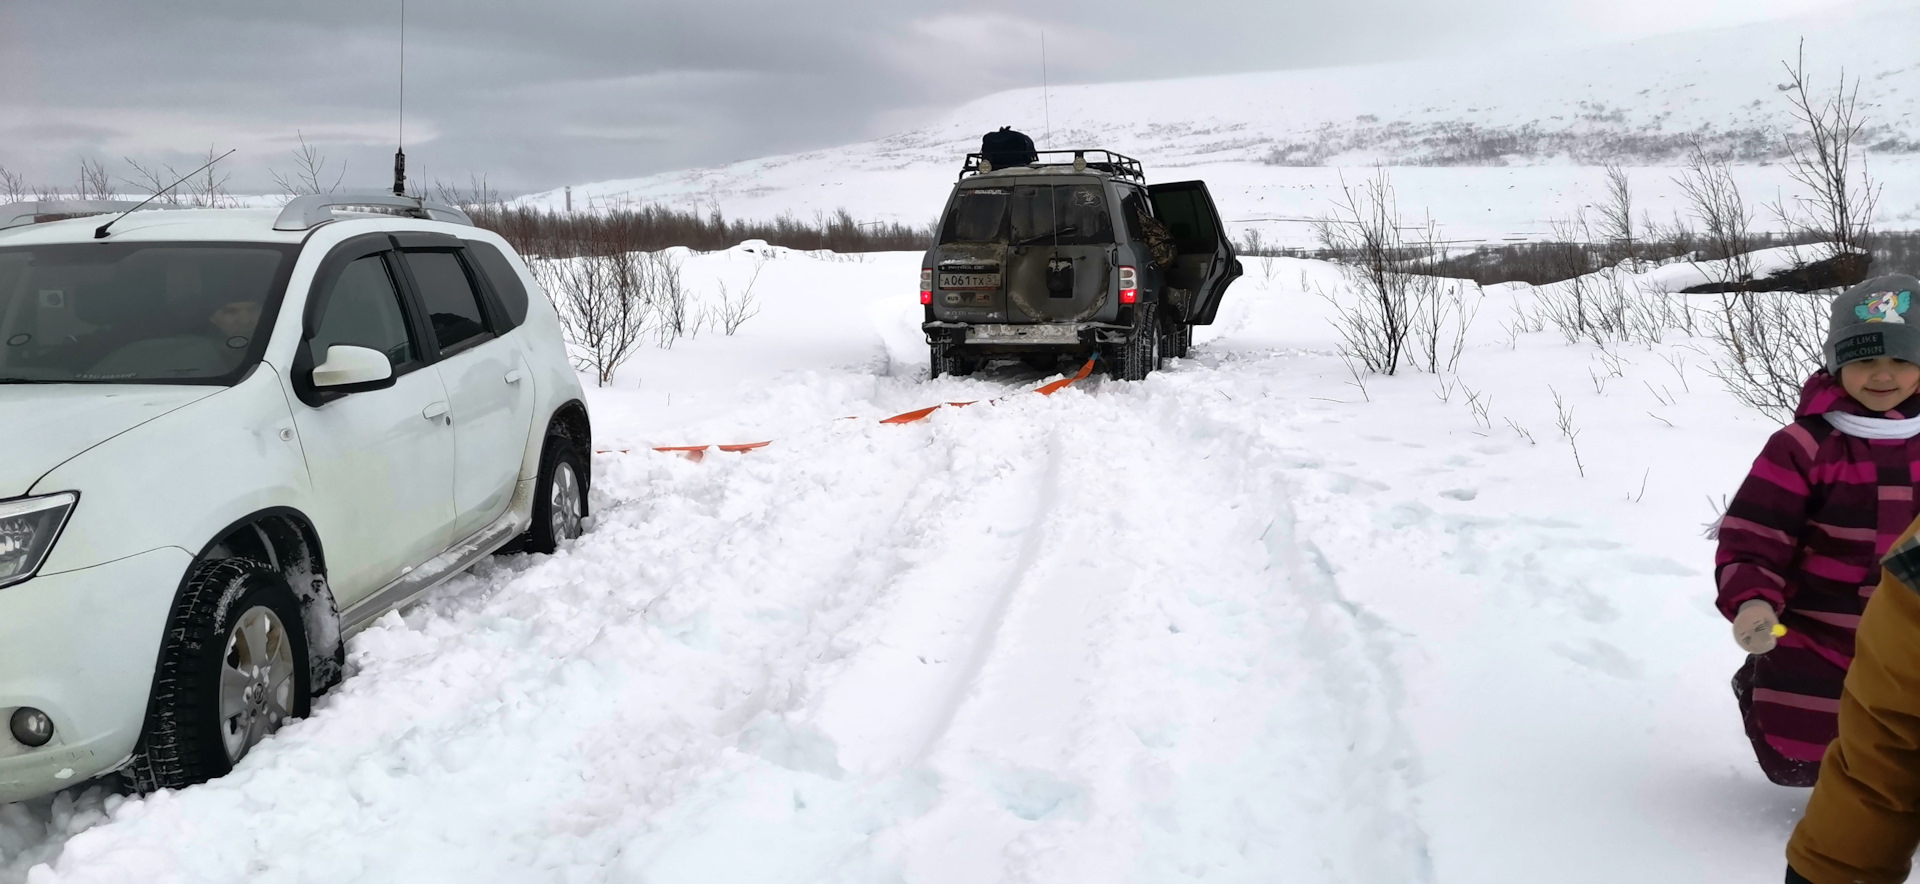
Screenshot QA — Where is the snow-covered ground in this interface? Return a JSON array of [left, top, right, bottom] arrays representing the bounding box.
[[0, 245, 1818, 882], [517, 5, 1920, 247]]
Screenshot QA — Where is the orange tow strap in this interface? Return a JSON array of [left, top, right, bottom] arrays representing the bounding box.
[[600, 357, 1099, 459]]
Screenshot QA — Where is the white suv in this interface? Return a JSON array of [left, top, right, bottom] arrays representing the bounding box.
[[0, 194, 590, 802]]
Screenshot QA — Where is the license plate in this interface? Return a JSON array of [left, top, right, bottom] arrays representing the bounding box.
[[940, 273, 1000, 289], [967, 324, 1079, 344]]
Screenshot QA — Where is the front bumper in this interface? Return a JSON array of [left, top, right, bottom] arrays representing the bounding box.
[[0, 547, 191, 803]]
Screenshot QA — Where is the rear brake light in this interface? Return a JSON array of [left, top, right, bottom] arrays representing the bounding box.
[[1118, 265, 1138, 304], [920, 268, 933, 305]]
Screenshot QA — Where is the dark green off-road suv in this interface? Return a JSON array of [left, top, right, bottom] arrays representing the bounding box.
[[919, 149, 1242, 380]]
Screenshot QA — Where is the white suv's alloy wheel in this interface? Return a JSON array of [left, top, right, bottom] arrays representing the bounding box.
[[550, 461, 584, 542], [219, 606, 297, 763]]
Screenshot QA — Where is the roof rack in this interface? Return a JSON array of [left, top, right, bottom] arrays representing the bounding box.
[[273, 193, 474, 231], [0, 200, 182, 232], [959, 149, 1144, 184]]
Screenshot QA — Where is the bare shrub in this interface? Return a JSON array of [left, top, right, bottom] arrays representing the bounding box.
[[1315, 169, 1418, 375], [76, 158, 113, 200], [121, 159, 184, 206], [712, 257, 765, 336], [1597, 163, 1638, 266], [1706, 292, 1830, 421], [472, 203, 930, 258], [1552, 387, 1586, 478], [433, 174, 501, 213], [644, 252, 691, 347], [1675, 142, 1756, 289], [271, 132, 347, 198], [165, 147, 236, 208], [1667, 110, 1838, 419], [531, 251, 659, 387], [1, 166, 30, 203], [1771, 41, 1879, 266]]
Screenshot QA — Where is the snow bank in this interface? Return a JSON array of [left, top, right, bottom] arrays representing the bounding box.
[[3, 249, 1813, 882]]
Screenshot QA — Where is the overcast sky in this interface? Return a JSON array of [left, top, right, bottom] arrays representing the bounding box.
[[0, 0, 1873, 197]]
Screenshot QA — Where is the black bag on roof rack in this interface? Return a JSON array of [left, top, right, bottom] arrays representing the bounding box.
[[980, 127, 1037, 169]]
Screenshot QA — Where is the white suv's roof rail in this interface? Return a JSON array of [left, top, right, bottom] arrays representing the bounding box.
[[273, 193, 475, 231], [0, 200, 181, 232]]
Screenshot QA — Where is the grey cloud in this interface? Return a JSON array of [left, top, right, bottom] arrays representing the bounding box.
[[0, 0, 1861, 198]]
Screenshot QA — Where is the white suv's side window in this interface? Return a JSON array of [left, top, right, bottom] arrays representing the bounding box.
[[405, 251, 491, 354], [310, 255, 418, 370], [399, 247, 533, 536], [290, 248, 456, 604]]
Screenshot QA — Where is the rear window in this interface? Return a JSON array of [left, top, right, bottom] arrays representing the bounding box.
[[940, 188, 1009, 244], [939, 184, 1114, 247]]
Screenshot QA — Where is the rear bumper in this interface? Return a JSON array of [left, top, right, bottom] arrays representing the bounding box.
[[924, 320, 1130, 349], [0, 547, 190, 803]]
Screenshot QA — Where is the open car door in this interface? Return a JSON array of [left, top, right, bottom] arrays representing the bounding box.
[[1147, 181, 1243, 325]]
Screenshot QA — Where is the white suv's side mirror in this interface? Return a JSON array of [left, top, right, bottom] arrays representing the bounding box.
[[312, 345, 395, 390]]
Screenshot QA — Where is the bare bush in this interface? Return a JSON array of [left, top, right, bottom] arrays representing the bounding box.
[[1676, 142, 1756, 290], [531, 251, 665, 387], [1706, 292, 1830, 421], [472, 203, 930, 258], [270, 132, 346, 198], [1598, 163, 1638, 266], [645, 252, 691, 347], [1771, 41, 1879, 265], [1552, 387, 1586, 478], [1315, 170, 1415, 375], [712, 257, 765, 336], [1, 166, 29, 203], [433, 174, 501, 213], [76, 158, 113, 200], [121, 159, 184, 206]]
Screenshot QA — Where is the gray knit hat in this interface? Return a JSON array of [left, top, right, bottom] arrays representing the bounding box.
[[1827, 274, 1920, 371]]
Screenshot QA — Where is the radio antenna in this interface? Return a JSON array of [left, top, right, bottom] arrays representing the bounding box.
[[1041, 31, 1052, 149], [392, 0, 408, 197], [94, 149, 236, 239]]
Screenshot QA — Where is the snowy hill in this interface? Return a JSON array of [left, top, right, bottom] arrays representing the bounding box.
[[522, 4, 1920, 247]]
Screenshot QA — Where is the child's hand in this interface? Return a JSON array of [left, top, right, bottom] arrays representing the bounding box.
[[1734, 599, 1782, 654]]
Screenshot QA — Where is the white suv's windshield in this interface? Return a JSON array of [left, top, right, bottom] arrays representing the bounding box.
[[0, 243, 296, 385]]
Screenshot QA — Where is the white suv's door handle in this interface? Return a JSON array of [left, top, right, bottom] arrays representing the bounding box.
[[504, 369, 525, 384], [422, 402, 450, 423]]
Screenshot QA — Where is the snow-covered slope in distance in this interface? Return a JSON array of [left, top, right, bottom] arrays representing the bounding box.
[[522, 4, 1920, 246]]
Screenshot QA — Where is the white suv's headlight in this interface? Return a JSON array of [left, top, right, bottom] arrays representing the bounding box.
[[0, 493, 77, 589]]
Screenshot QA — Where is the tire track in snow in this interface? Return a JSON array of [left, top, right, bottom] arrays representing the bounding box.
[[755, 371, 1440, 883], [1162, 365, 1436, 882]]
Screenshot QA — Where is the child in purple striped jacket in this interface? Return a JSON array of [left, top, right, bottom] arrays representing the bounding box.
[[1716, 273, 1920, 787]]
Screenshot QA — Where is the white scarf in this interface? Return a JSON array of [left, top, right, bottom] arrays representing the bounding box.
[[1825, 412, 1920, 440]]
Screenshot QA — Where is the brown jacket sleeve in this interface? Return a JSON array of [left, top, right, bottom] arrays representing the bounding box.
[[1788, 522, 1920, 884]]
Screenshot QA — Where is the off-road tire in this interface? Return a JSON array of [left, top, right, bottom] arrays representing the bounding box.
[[526, 434, 589, 554], [127, 558, 310, 794], [1109, 303, 1160, 381], [930, 341, 976, 378], [1169, 321, 1193, 359]]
